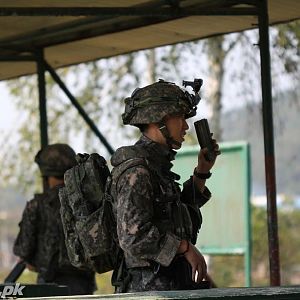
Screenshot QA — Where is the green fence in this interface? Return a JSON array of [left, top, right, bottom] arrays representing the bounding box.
[[172, 142, 251, 286]]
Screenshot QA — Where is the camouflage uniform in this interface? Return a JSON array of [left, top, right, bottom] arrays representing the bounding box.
[[13, 144, 96, 295], [111, 80, 211, 292]]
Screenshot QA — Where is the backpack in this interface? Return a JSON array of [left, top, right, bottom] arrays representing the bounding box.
[[59, 153, 118, 274], [59, 152, 146, 274]]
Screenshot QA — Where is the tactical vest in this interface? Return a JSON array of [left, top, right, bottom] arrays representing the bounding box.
[[150, 168, 194, 241], [110, 157, 195, 269]]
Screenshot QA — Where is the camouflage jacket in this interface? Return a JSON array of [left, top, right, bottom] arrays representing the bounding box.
[[110, 135, 211, 269], [13, 185, 94, 282]]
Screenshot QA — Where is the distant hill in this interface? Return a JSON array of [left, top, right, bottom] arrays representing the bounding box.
[[221, 89, 300, 195]]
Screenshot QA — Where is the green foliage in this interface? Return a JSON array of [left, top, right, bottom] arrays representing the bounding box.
[[209, 203, 300, 287], [0, 269, 114, 295], [274, 20, 300, 74], [15, 269, 38, 284], [251, 206, 268, 266], [209, 255, 244, 287], [95, 272, 114, 294]]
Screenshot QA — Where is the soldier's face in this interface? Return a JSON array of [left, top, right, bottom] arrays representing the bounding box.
[[165, 114, 189, 149]]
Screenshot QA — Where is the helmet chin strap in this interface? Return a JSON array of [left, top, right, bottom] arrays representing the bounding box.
[[157, 121, 181, 149]]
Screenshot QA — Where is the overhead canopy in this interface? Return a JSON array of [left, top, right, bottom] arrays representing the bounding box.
[[0, 0, 299, 81]]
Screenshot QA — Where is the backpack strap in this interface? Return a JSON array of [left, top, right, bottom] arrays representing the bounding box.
[[111, 157, 149, 189]]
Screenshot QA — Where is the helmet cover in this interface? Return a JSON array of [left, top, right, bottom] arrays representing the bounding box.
[[122, 79, 199, 126], [34, 143, 76, 177]]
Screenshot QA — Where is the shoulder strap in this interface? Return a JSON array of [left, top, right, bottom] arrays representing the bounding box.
[[111, 157, 148, 186]]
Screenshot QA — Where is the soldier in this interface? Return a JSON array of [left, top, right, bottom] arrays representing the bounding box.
[[13, 143, 96, 295], [110, 79, 220, 292]]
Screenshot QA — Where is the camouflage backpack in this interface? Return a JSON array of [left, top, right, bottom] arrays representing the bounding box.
[[59, 153, 119, 273], [59, 153, 146, 274]]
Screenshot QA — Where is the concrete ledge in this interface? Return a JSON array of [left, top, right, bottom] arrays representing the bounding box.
[[21, 286, 300, 300]]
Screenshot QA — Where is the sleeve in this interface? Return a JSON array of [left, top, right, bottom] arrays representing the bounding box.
[[116, 166, 181, 267], [181, 176, 211, 208], [13, 198, 38, 263], [181, 176, 212, 244]]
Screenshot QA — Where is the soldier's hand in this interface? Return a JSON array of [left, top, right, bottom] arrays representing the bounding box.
[[184, 243, 207, 282], [197, 138, 220, 173]]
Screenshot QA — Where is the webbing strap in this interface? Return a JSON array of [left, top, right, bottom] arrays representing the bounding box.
[[157, 121, 181, 149]]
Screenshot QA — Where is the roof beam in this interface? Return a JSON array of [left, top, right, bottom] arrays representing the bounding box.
[[0, 54, 35, 61], [0, 15, 177, 52], [0, 6, 258, 17], [0, 1, 258, 54]]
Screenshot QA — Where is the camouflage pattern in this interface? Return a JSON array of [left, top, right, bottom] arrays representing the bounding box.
[[13, 185, 96, 295], [59, 153, 118, 274], [122, 80, 196, 126], [126, 267, 177, 292], [126, 257, 206, 292], [34, 143, 77, 177], [110, 135, 211, 292]]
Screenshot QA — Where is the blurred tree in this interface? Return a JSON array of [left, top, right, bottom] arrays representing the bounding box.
[[209, 203, 300, 287], [0, 44, 205, 194], [185, 20, 300, 141], [0, 56, 141, 194]]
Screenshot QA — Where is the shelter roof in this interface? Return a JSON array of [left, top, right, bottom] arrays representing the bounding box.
[[0, 0, 299, 81]]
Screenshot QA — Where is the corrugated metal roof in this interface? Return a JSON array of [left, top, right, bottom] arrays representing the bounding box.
[[0, 0, 299, 81]]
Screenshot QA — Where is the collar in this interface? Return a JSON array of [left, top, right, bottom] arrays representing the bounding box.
[[44, 184, 64, 205], [136, 135, 180, 181], [136, 135, 176, 161]]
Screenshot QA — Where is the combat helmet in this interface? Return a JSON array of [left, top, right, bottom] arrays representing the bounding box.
[[34, 143, 77, 177], [122, 79, 202, 147]]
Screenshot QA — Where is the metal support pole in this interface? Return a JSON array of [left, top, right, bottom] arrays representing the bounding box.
[[245, 143, 252, 287], [36, 49, 48, 149], [44, 61, 114, 155], [36, 49, 49, 191], [257, 0, 280, 286]]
